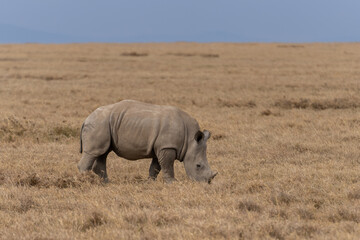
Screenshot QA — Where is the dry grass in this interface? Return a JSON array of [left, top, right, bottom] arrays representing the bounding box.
[[1, 42, 360, 239], [274, 98, 360, 110]]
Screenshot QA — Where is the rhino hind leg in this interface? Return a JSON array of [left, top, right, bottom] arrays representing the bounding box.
[[78, 153, 97, 172], [78, 152, 109, 182], [149, 157, 161, 180], [92, 153, 109, 182], [157, 149, 176, 183]]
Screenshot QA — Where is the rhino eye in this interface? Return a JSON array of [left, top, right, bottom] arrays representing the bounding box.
[[196, 164, 201, 169]]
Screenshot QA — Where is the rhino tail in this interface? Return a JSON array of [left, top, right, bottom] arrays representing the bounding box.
[[80, 122, 85, 153]]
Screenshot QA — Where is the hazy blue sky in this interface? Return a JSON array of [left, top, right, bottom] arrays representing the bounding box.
[[1, 0, 360, 43]]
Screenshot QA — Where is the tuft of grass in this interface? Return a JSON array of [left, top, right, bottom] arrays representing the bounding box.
[[121, 52, 148, 57], [51, 126, 78, 138], [261, 109, 272, 116], [328, 208, 360, 223], [55, 175, 80, 188], [0, 171, 5, 185], [212, 134, 226, 141], [277, 44, 305, 48], [292, 143, 311, 153], [274, 98, 310, 109], [122, 174, 147, 184], [311, 198, 325, 209], [246, 182, 265, 194], [43, 75, 64, 81], [267, 225, 284, 240], [348, 189, 360, 200], [274, 98, 360, 110], [297, 208, 315, 220], [166, 52, 219, 58], [260, 109, 281, 116], [166, 52, 196, 57], [311, 98, 360, 110], [152, 213, 180, 227], [124, 213, 148, 225], [80, 212, 107, 231], [14, 172, 103, 189], [294, 224, 318, 238], [238, 199, 262, 213], [17, 196, 37, 213], [200, 54, 219, 58], [271, 192, 295, 206], [16, 173, 41, 187], [269, 209, 288, 219], [0, 116, 27, 142], [55, 172, 104, 188], [0, 57, 28, 62], [218, 98, 256, 108]]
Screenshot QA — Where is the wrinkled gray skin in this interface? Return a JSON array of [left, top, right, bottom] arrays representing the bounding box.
[[77, 100, 217, 183]]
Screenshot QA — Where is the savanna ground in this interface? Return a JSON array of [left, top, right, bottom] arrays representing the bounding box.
[[0, 42, 360, 239]]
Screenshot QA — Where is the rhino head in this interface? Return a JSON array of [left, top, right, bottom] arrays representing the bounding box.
[[183, 130, 218, 183]]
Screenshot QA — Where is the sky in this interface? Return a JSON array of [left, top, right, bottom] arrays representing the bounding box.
[[0, 0, 360, 43]]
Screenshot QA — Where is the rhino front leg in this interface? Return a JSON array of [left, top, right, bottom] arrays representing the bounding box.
[[92, 153, 109, 182], [157, 149, 176, 183], [149, 157, 161, 180]]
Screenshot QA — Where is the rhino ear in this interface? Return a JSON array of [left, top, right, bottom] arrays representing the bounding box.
[[194, 130, 204, 143], [203, 130, 211, 141]]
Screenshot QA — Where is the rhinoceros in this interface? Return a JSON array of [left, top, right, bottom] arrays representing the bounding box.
[[77, 100, 217, 183]]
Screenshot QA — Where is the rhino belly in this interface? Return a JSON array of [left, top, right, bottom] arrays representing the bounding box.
[[113, 141, 155, 160]]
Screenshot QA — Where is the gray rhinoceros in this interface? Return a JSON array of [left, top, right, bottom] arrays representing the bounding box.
[[78, 100, 217, 183]]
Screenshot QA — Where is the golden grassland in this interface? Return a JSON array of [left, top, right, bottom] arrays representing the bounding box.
[[1, 42, 360, 239]]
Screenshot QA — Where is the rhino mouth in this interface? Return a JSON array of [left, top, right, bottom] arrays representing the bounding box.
[[207, 171, 218, 184]]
